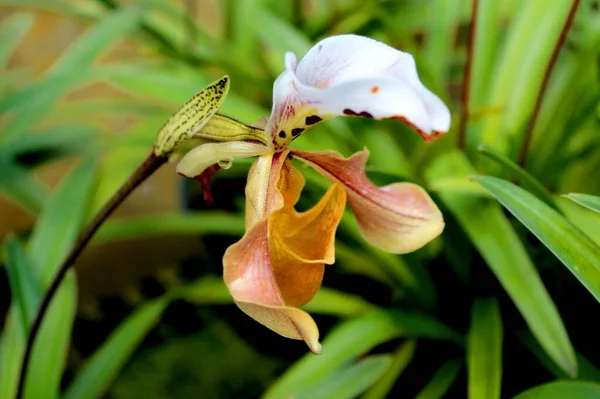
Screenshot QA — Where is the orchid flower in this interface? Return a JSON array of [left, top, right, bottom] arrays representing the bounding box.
[[177, 34, 450, 353]]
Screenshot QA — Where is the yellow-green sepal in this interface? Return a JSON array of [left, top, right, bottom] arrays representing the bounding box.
[[153, 75, 230, 157]]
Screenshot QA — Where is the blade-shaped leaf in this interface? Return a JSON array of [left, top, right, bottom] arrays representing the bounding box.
[[415, 360, 462, 399], [0, 158, 49, 214], [48, 6, 142, 77], [0, 5, 143, 144], [0, 12, 34, 67], [179, 276, 377, 318], [92, 212, 246, 244], [469, 0, 501, 109], [63, 296, 170, 399], [264, 310, 461, 399], [563, 193, 600, 214], [3, 236, 40, 332], [477, 144, 558, 211], [467, 297, 503, 399], [24, 272, 77, 399], [471, 176, 600, 303], [426, 151, 576, 377], [294, 355, 392, 399], [176, 276, 232, 305], [478, 1, 573, 157], [517, 331, 600, 382], [302, 288, 377, 318], [27, 158, 98, 282], [362, 340, 416, 399], [514, 381, 600, 399], [0, 125, 97, 160], [0, 310, 26, 399]]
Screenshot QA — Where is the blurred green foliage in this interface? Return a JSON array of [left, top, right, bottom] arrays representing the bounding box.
[[1, 0, 600, 398]]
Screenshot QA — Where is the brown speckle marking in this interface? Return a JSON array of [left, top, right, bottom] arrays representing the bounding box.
[[278, 130, 287, 138], [392, 115, 446, 142], [343, 109, 373, 118], [291, 128, 304, 136], [305, 115, 322, 125], [371, 86, 379, 94]]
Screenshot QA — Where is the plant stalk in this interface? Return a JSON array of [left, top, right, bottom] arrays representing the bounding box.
[[15, 152, 167, 399], [517, 0, 581, 167], [458, 0, 479, 150]]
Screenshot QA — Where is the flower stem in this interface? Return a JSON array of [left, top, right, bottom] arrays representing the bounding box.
[[458, 0, 479, 150], [15, 152, 167, 399], [517, 0, 580, 168]]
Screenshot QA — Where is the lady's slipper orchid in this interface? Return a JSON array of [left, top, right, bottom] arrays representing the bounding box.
[[177, 34, 450, 353]]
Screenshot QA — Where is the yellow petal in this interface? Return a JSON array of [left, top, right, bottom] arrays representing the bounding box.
[[235, 301, 322, 354], [292, 148, 444, 254], [224, 217, 323, 352], [223, 157, 345, 352], [269, 181, 346, 306]]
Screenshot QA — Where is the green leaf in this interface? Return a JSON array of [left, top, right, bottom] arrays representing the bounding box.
[[246, 6, 311, 75], [24, 272, 77, 399], [0, 309, 26, 399], [513, 381, 600, 399], [294, 355, 392, 399], [302, 288, 377, 318], [176, 276, 234, 305], [477, 144, 558, 210], [467, 298, 503, 399], [0, 159, 49, 214], [3, 236, 40, 332], [478, 1, 573, 157], [557, 194, 600, 246], [179, 276, 377, 318], [0, 12, 34, 67], [0, 5, 143, 144], [469, 0, 501, 109], [63, 296, 170, 399], [472, 176, 600, 303], [563, 193, 600, 214], [93, 212, 246, 244], [0, 125, 97, 160], [27, 158, 98, 283], [517, 331, 600, 382], [362, 341, 416, 399], [9, 157, 97, 399], [414, 360, 462, 399], [264, 310, 461, 399], [48, 6, 142, 77], [422, 0, 465, 94], [426, 151, 576, 377]]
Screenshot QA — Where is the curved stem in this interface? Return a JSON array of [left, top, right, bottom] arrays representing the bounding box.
[[517, 0, 581, 167], [15, 152, 167, 399]]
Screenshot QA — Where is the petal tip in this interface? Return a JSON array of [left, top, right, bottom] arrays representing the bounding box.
[[308, 340, 322, 355]]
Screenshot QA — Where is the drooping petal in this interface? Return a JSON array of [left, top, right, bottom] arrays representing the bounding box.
[[176, 141, 269, 178], [269, 181, 346, 306], [267, 34, 451, 149], [223, 156, 345, 353], [222, 218, 321, 354], [292, 148, 444, 254]]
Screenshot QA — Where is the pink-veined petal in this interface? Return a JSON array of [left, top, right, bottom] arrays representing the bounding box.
[[292, 148, 444, 254], [223, 219, 322, 354], [223, 157, 344, 353], [267, 34, 451, 149]]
